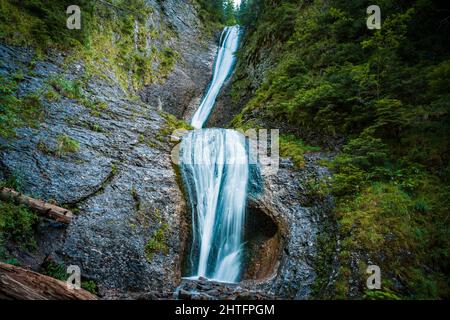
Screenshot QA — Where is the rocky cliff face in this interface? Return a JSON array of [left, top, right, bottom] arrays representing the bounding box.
[[139, 0, 218, 121], [0, 0, 218, 298], [243, 156, 334, 299]]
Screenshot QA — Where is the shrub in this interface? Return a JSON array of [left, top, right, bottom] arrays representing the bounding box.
[[279, 134, 320, 168], [48, 76, 83, 100], [0, 199, 38, 251], [81, 280, 98, 295], [41, 260, 67, 281], [144, 223, 169, 261]]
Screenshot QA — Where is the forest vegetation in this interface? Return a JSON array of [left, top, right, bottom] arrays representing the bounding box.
[[233, 0, 449, 299]]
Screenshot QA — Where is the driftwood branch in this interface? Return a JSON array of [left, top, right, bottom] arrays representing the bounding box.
[[0, 263, 97, 300], [0, 188, 73, 224]]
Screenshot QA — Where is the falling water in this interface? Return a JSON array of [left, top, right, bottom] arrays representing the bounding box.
[[191, 26, 241, 129], [180, 26, 246, 283]]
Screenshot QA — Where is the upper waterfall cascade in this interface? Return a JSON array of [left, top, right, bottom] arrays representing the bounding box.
[[190, 26, 240, 130]]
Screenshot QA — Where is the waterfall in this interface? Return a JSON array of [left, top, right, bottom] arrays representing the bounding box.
[[191, 26, 240, 129], [180, 26, 246, 283], [180, 129, 248, 282]]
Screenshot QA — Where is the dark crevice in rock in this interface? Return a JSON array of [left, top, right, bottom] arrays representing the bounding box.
[[61, 162, 120, 208], [131, 186, 141, 212]]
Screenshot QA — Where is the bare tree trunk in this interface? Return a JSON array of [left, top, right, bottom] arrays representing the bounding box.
[[0, 263, 97, 300], [0, 188, 73, 224]]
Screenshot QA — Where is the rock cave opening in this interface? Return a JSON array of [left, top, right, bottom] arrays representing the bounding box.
[[180, 202, 283, 283]]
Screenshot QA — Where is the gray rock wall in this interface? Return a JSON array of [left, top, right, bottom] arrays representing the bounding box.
[[139, 0, 219, 121], [0, 0, 217, 297]]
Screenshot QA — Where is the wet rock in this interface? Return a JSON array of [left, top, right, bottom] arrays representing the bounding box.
[[205, 289, 220, 296], [242, 154, 335, 299], [234, 291, 255, 300], [178, 289, 193, 300], [174, 279, 275, 300]]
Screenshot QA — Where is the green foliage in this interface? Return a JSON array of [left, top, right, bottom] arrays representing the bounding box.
[[0, 0, 94, 51], [0, 76, 43, 139], [1, 256, 18, 265], [56, 134, 80, 156], [44, 87, 60, 102], [81, 280, 98, 295], [195, 0, 226, 32], [41, 259, 98, 295], [223, 0, 237, 25], [47, 76, 83, 100], [331, 130, 388, 196], [80, 1, 176, 91], [337, 183, 413, 255], [0, 172, 24, 192], [235, 0, 450, 299], [0, 0, 178, 92], [364, 289, 401, 300], [158, 112, 193, 143], [157, 48, 179, 79], [78, 96, 108, 117], [279, 134, 320, 168], [144, 223, 169, 261], [0, 198, 38, 252], [41, 260, 67, 281]]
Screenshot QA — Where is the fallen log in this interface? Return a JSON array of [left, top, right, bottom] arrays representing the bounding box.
[[0, 188, 73, 224], [0, 262, 97, 300]]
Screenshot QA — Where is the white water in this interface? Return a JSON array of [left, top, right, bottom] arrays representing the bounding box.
[[180, 26, 247, 283], [180, 129, 248, 282], [191, 26, 240, 129]]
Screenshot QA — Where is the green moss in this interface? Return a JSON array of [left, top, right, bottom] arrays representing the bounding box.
[[78, 96, 108, 117], [12, 69, 24, 82], [0, 76, 43, 139], [332, 180, 449, 299], [44, 87, 60, 102], [144, 223, 169, 261], [36, 140, 53, 156], [56, 134, 80, 156], [364, 289, 401, 300], [158, 112, 193, 144], [76, 1, 176, 92], [279, 134, 320, 168], [157, 47, 179, 80], [47, 76, 83, 100], [0, 0, 93, 51], [303, 177, 330, 206], [0, 0, 178, 94]]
